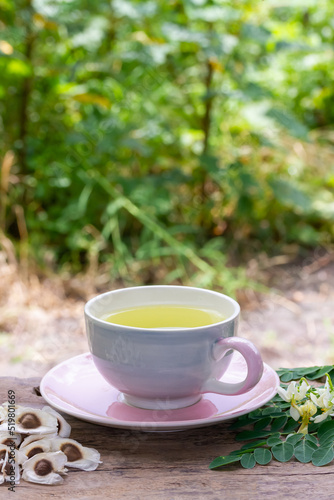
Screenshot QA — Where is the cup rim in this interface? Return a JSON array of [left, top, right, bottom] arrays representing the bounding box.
[[84, 285, 240, 333]]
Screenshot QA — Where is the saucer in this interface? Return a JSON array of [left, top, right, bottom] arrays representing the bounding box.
[[40, 352, 279, 432]]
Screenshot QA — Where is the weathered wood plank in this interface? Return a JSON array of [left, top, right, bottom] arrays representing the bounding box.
[[1, 377, 334, 499]]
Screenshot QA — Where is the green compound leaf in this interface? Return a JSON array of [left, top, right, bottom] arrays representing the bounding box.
[[294, 440, 318, 463], [277, 366, 334, 382], [270, 415, 288, 432], [318, 421, 334, 446], [254, 417, 272, 431], [318, 420, 334, 439], [230, 443, 267, 457], [270, 394, 291, 407], [209, 454, 241, 469], [305, 434, 318, 445], [240, 453, 256, 469], [294, 367, 325, 377], [248, 409, 263, 420], [279, 371, 295, 382], [307, 366, 333, 380], [210, 365, 334, 471], [254, 448, 272, 465], [240, 440, 268, 452], [235, 430, 272, 442], [286, 433, 303, 446], [319, 433, 334, 447], [261, 407, 284, 417], [278, 402, 293, 410], [312, 446, 334, 467], [266, 434, 281, 447], [327, 369, 334, 382], [271, 393, 285, 402], [228, 416, 254, 430], [272, 442, 294, 462], [308, 420, 326, 435], [282, 418, 299, 434]]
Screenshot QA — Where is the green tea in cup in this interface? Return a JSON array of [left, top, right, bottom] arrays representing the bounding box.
[[103, 305, 225, 328]]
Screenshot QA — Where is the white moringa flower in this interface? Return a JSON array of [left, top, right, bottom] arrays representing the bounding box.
[[277, 379, 310, 403], [312, 408, 334, 424], [277, 378, 318, 433], [51, 437, 101, 471], [290, 405, 301, 422], [310, 375, 334, 423], [310, 377, 333, 407], [295, 400, 318, 434], [0, 407, 58, 435], [22, 451, 67, 485], [310, 390, 330, 410], [42, 406, 71, 437], [294, 400, 318, 419], [277, 381, 297, 403]]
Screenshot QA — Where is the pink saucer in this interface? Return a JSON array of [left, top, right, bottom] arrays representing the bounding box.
[[40, 352, 279, 432]]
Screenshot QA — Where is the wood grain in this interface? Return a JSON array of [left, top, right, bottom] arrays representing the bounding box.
[[1, 377, 334, 500]]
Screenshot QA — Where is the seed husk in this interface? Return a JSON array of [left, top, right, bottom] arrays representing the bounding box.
[[22, 451, 67, 485], [51, 438, 101, 471]]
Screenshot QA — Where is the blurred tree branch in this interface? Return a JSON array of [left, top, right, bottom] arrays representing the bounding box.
[[18, 0, 35, 176]]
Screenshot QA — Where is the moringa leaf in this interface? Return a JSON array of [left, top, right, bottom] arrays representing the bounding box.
[[228, 416, 254, 430], [236, 429, 272, 441], [308, 420, 328, 434], [307, 366, 333, 380], [209, 454, 241, 469], [261, 407, 284, 417], [282, 418, 299, 434], [254, 417, 272, 431], [248, 409, 263, 420], [276, 366, 332, 381], [272, 442, 294, 462], [210, 364, 334, 470], [294, 440, 317, 463], [266, 434, 282, 447], [319, 432, 334, 447], [312, 446, 334, 467], [254, 448, 272, 465], [240, 453, 256, 469], [279, 371, 295, 382], [318, 420, 334, 438], [305, 434, 318, 445], [318, 421, 334, 446], [270, 416, 288, 432], [240, 440, 268, 452], [286, 433, 303, 446]]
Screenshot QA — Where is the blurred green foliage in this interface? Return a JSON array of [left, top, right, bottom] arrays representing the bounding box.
[[0, 0, 333, 293]]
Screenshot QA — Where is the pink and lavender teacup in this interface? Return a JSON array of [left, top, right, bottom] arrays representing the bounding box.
[[85, 286, 263, 410]]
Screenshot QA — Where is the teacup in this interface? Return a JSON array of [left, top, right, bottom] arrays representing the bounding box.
[[84, 286, 263, 410]]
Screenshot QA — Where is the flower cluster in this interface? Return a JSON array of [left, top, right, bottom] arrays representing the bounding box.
[[0, 403, 101, 486], [277, 375, 334, 434]]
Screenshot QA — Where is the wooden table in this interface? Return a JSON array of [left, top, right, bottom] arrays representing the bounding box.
[[2, 377, 334, 499]]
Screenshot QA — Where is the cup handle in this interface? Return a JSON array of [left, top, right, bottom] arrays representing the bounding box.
[[202, 337, 264, 396]]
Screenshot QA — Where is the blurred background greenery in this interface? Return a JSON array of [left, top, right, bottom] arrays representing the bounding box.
[[0, 0, 333, 296]]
